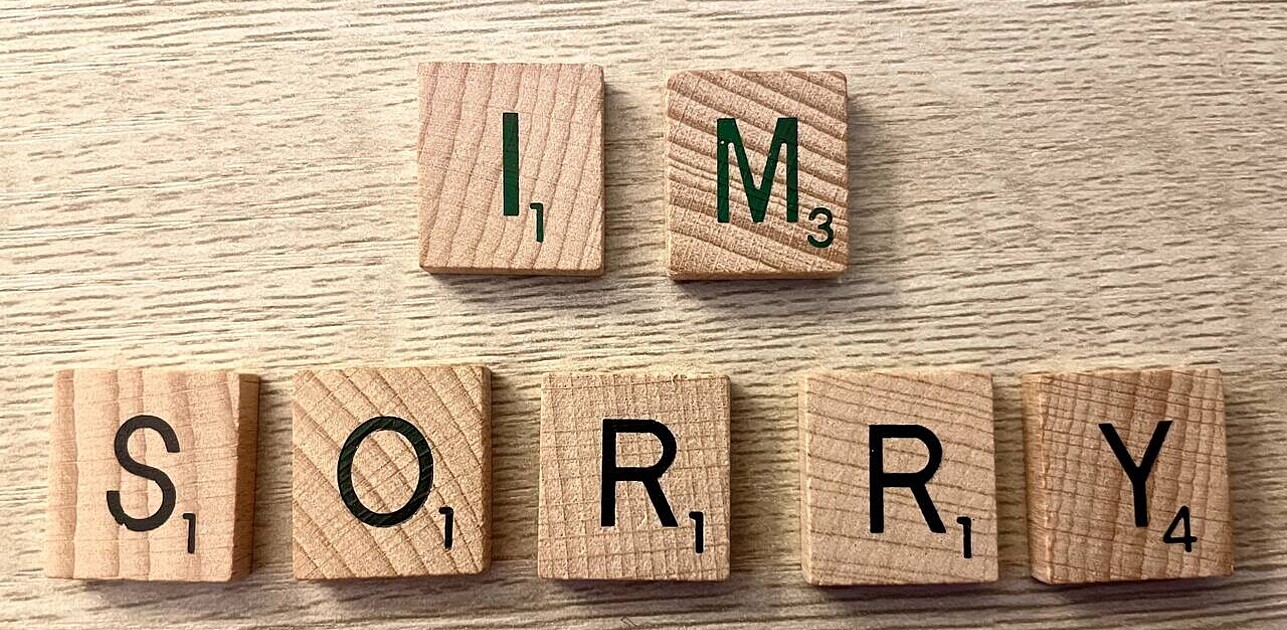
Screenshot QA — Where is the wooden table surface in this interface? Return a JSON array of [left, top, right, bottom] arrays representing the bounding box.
[[2, 1, 1284, 628]]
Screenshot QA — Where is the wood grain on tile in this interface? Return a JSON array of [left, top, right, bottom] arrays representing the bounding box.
[[291, 366, 491, 579], [538, 372, 730, 581], [45, 369, 259, 581], [666, 70, 848, 279], [418, 62, 604, 276], [1022, 368, 1233, 584]]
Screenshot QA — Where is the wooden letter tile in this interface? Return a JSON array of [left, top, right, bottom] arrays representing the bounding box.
[[799, 371, 998, 585], [45, 369, 260, 581], [538, 372, 730, 581], [1022, 368, 1233, 584], [292, 366, 491, 579], [419, 62, 604, 276], [666, 70, 849, 279]]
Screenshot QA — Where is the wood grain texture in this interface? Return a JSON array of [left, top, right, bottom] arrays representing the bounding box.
[[1, 0, 1285, 627], [45, 369, 259, 581], [291, 366, 490, 579], [538, 372, 730, 581], [1022, 368, 1233, 584], [419, 62, 604, 275], [800, 370, 997, 585], [666, 70, 849, 279]]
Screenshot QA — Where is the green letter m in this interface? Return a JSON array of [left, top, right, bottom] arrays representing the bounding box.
[[716, 117, 798, 224]]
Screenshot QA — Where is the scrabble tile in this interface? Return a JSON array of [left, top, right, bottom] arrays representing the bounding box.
[[799, 371, 998, 585], [1022, 368, 1233, 584], [291, 366, 491, 579], [45, 369, 259, 581], [418, 62, 604, 276], [538, 372, 730, 581], [665, 70, 849, 279]]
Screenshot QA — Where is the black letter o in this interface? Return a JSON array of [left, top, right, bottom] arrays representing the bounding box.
[[337, 416, 433, 528]]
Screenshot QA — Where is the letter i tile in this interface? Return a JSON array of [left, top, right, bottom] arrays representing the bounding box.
[[537, 372, 731, 581], [418, 62, 604, 276], [1021, 368, 1233, 584]]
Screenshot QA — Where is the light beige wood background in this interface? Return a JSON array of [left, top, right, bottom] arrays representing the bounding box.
[[2, 1, 1284, 628]]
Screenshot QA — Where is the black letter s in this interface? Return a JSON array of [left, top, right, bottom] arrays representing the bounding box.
[[106, 415, 179, 532]]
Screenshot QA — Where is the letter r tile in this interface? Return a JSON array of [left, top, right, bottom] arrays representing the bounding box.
[[666, 70, 849, 279], [799, 371, 998, 585], [1022, 368, 1233, 584], [291, 366, 491, 579], [45, 369, 260, 581], [537, 372, 730, 581], [418, 62, 604, 276]]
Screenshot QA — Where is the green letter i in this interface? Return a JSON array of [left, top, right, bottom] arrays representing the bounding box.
[[501, 112, 544, 242]]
